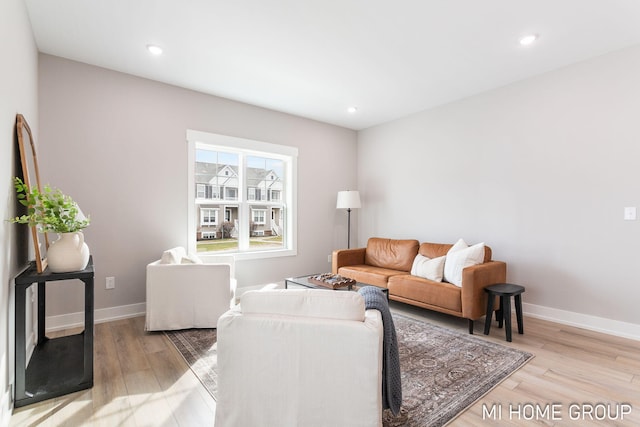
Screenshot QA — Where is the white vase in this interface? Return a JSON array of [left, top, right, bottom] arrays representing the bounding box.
[[47, 232, 90, 273]]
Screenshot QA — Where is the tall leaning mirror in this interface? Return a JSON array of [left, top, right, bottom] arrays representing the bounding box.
[[16, 114, 49, 272]]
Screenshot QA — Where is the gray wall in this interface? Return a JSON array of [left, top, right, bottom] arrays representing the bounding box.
[[358, 44, 640, 331], [38, 54, 358, 316], [0, 0, 39, 420]]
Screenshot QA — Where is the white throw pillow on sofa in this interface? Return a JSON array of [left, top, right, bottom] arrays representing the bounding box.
[[160, 247, 187, 264], [181, 252, 204, 264], [443, 239, 485, 286], [411, 254, 446, 282]]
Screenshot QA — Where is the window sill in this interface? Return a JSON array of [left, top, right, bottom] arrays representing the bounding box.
[[199, 248, 297, 262]]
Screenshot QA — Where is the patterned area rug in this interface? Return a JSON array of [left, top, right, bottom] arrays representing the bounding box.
[[165, 314, 533, 427]]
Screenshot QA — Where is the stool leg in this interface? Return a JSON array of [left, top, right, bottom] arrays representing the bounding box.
[[484, 293, 494, 335], [515, 294, 524, 334], [497, 297, 504, 328], [503, 296, 512, 342]]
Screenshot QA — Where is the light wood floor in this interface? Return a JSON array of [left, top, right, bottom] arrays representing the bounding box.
[[10, 303, 640, 426], [393, 303, 640, 426]]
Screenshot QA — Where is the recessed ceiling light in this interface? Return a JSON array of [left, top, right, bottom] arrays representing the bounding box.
[[347, 107, 358, 114], [519, 34, 538, 46], [147, 44, 163, 55]]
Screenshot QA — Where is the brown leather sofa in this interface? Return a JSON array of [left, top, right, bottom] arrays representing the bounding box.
[[332, 237, 506, 333]]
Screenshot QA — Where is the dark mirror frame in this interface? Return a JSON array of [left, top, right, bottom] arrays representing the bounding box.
[[16, 114, 49, 272]]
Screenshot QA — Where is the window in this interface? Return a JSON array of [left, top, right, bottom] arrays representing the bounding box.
[[187, 130, 298, 259], [200, 208, 218, 226], [196, 184, 218, 199], [252, 209, 266, 224], [196, 184, 206, 199]]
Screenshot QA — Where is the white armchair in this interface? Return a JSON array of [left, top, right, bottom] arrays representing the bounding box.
[[215, 289, 384, 427], [145, 247, 236, 331]]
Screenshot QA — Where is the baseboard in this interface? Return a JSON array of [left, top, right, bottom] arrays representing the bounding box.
[[42, 297, 640, 342], [523, 302, 640, 341], [45, 302, 146, 332]]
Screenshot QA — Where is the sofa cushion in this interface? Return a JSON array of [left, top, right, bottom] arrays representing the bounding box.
[[364, 237, 419, 271], [160, 247, 205, 265], [338, 265, 405, 288], [388, 275, 462, 312], [160, 247, 187, 264], [241, 289, 365, 321], [443, 239, 485, 286], [180, 252, 204, 264], [410, 254, 446, 282]]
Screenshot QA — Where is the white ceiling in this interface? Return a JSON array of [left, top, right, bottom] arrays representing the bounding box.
[[25, 0, 640, 130]]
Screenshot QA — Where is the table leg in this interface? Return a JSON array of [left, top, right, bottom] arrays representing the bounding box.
[[503, 296, 512, 342], [483, 293, 494, 335], [15, 285, 26, 401], [83, 277, 95, 384], [515, 294, 524, 334], [37, 281, 46, 343]]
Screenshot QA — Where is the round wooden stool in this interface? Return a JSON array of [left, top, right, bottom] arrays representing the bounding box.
[[483, 283, 525, 342]]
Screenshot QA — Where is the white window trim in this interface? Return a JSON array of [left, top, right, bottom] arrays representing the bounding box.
[[187, 130, 298, 261]]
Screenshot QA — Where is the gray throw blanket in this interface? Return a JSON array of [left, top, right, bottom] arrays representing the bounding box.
[[358, 286, 402, 415]]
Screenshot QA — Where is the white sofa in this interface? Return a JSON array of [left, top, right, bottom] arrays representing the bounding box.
[[215, 289, 384, 427], [145, 247, 236, 331]]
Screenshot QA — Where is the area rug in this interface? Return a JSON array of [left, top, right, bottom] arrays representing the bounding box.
[[165, 314, 533, 427]]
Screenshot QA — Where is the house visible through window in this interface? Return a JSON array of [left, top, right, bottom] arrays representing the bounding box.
[[200, 208, 218, 226], [187, 130, 298, 259], [252, 209, 266, 224]]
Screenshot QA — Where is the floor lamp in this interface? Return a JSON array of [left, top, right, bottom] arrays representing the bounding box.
[[336, 190, 361, 248]]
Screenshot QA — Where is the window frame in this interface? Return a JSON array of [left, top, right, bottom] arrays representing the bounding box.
[[187, 130, 298, 260]]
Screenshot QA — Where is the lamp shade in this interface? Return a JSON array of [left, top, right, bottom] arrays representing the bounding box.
[[336, 191, 361, 209]]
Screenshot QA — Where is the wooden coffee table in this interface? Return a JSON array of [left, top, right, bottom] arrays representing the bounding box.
[[285, 274, 389, 300]]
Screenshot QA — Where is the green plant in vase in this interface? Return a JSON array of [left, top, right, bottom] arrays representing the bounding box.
[[9, 177, 90, 232], [9, 177, 91, 272]]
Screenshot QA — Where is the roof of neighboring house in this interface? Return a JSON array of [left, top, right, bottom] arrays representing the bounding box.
[[195, 162, 281, 186]]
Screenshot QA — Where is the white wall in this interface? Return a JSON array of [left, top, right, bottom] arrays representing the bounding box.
[[0, 0, 39, 422], [358, 44, 640, 334], [38, 54, 358, 316]]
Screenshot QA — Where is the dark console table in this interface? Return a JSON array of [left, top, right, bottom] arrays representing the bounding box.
[[14, 256, 94, 407]]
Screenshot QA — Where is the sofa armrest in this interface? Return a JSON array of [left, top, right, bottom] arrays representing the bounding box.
[[460, 261, 507, 319], [332, 248, 366, 274]]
